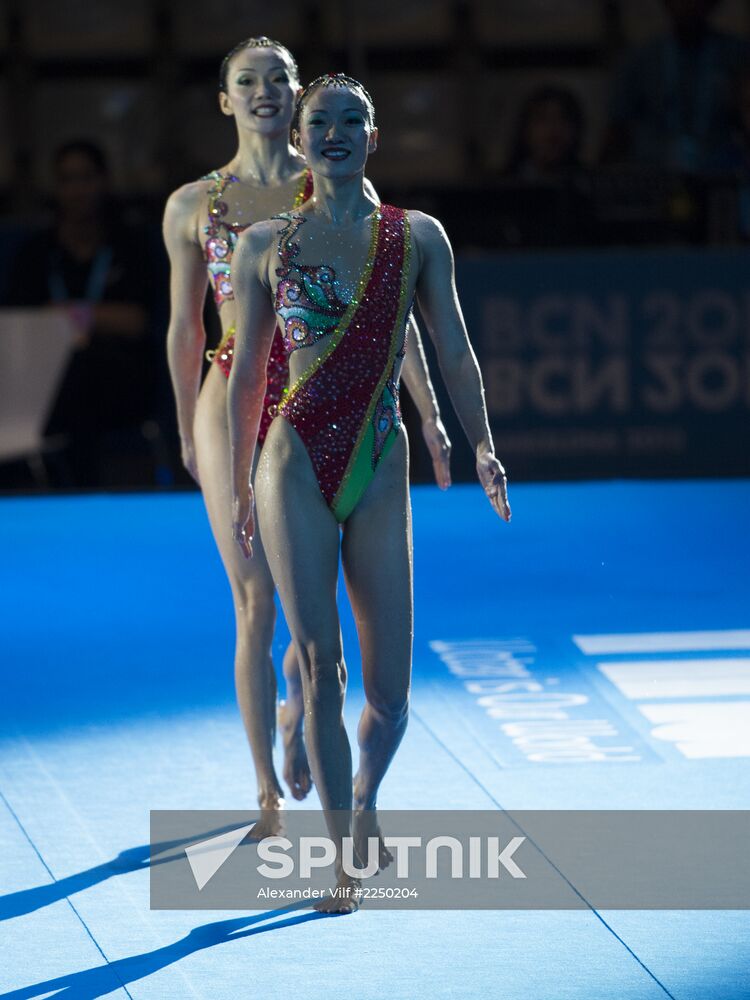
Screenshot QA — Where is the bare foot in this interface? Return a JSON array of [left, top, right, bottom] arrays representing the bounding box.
[[314, 870, 361, 915], [278, 698, 312, 801], [352, 801, 393, 874], [245, 796, 285, 841]]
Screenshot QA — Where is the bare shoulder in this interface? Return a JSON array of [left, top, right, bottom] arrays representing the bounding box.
[[408, 209, 450, 245], [235, 218, 277, 259], [163, 178, 213, 243], [407, 210, 453, 265], [233, 218, 279, 287], [164, 178, 212, 219]]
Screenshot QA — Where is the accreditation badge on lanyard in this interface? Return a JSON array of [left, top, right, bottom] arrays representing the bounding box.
[[48, 245, 114, 305]]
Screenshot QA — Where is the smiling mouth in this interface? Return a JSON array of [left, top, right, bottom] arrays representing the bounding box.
[[321, 148, 350, 160], [252, 105, 279, 117]]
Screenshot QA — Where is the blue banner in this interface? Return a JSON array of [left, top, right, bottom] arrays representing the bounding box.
[[454, 248, 750, 478]]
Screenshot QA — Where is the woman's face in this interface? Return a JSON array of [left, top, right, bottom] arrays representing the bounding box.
[[295, 85, 377, 178], [525, 99, 577, 169], [220, 46, 298, 134]]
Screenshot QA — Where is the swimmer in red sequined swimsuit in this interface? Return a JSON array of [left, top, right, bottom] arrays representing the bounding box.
[[228, 74, 510, 915]]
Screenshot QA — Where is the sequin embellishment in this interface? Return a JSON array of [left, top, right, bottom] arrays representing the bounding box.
[[202, 171, 241, 309], [274, 214, 350, 352], [277, 205, 412, 522], [208, 325, 288, 445], [201, 168, 313, 443], [202, 167, 313, 309]]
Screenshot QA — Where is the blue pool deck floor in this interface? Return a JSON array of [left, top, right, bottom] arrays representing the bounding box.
[[1, 479, 749, 999]]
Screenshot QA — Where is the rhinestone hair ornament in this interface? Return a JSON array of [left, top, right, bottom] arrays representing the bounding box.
[[291, 72, 376, 135], [219, 36, 300, 92]]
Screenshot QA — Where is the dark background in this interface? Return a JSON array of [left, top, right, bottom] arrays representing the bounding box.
[[1, 0, 749, 490]]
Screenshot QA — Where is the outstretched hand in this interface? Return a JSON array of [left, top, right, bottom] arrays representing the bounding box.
[[477, 451, 511, 523], [422, 416, 452, 490], [232, 485, 255, 559]]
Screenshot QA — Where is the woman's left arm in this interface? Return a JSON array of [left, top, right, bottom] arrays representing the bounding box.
[[227, 223, 279, 557], [412, 212, 510, 522]]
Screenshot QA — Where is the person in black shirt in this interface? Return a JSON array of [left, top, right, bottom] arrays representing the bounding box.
[[504, 85, 587, 184], [6, 140, 153, 486], [498, 85, 594, 248]]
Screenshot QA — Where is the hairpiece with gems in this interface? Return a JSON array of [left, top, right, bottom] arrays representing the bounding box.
[[219, 36, 299, 92], [291, 72, 376, 136]]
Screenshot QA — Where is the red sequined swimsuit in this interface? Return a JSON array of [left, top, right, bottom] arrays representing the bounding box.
[[202, 168, 314, 444], [274, 205, 412, 522]]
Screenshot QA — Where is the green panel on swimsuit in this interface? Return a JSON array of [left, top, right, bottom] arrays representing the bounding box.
[[331, 391, 400, 524]]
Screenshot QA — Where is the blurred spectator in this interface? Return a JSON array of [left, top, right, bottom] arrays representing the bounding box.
[[3, 140, 157, 487], [496, 85, 594, 247], [603, 0, 750, 173], [711, 67, 750, 173], [504, 85, 587, 183], [713, 67, 750, 240]]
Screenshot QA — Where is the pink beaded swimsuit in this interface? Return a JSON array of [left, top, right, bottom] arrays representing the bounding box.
[[202, 168, 314, 444], [274, 205, 412, 522]]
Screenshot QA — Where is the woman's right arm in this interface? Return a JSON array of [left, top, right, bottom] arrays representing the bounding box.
[[163, 183, 209, 483], [227, 223, 279, 558]]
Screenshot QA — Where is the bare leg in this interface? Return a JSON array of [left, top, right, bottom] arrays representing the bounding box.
[[342, 431, 413, 871], [194, 370, 311, 833], [256, 418, 359, 913], [279, 641, 312, 800]]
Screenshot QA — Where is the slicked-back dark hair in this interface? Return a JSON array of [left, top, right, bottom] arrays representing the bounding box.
[[291, 73, 375, 136], [219, 36, 299, 93]]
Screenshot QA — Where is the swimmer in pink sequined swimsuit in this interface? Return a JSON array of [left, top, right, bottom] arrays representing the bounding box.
[[164, 36, 318, 822], [202, 167, 314, 443]]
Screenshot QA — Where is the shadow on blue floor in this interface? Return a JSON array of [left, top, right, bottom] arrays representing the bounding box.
[[0, 906, 326, 999], [0, 825, 243, 923]]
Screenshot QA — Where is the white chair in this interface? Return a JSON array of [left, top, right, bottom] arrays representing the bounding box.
[[0, 308, 75, 484]]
